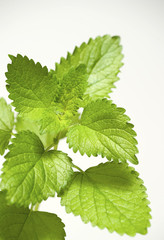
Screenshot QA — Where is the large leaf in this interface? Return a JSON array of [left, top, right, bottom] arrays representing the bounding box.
[[0, 192, 65, 240], [67, 99, 138, 164], [0, 131, 73, 207], [0, 98, 14, 155], [61, 162, 151, 236], [51, 35, 123, 100]]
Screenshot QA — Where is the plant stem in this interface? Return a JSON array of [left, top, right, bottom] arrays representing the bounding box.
[[72, 163, 84, 173], [34, 203, 40, 211], [30, 204, 34, 211], [45, 143, 56, 152], [53, 143, 58, 150]]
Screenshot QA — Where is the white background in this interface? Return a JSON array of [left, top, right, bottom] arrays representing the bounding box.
[[0, 0, 164, 239]]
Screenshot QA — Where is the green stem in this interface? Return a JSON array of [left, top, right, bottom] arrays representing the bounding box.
[[45, 143, 56, 152], [45, 133, 61, 152], [53, 143, 58, 150], [34, 203, 40, 211], [30, 204, 34, 211], [72, 163, 84, 173]]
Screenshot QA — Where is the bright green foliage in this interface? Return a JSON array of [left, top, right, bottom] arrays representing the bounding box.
[[6, 54, 57, 113], [37, 65, 87, 135], [61, 162, 151, 236], [6, 55, 87, 136], [5, 54, 61, 136], [0, 131, 73, 206], [51, 35, 123, 101], [0, 98, 14, 155], [0, 192, 66, 240], [67, 99, 138, 164], [0, 35, 151, 238], [38, 64, 88, 135]]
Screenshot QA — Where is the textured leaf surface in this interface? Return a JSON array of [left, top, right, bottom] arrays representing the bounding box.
[[36, 65, 87, 135], [0, 98, 14, 155], [0, 131, 73, 206], [61, 162, 151, 236], [37, 64, 88, 135], [51, 35, 123, 100], [6, 54, 57, 113], [6, 55, 87, 135], [5, 54, 62, 136], [67, 99, 138, 164], [54, 64, 87, 113], [0, 192, 65, 240]]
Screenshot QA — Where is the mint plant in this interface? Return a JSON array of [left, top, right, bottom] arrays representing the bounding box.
[[0, 35, 151, 239]]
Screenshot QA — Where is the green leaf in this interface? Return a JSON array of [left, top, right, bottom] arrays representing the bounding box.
[[51, 35, 123, 101], [0, 192, 66, 240], [6, 54, 57, 113], [0, 131, 73, 207], [0, 98, 14, 155], [5, 54, 61, 136], [61, 162, 151, 236], [67, 99, 138, 164]]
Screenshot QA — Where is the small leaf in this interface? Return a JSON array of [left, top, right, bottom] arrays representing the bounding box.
[[55, 64, 88, 111], [0, 131, 73, 207], [0, 192, 66, 240], [51, 35, 123, 101], [0, 98, 14, 155], [67, 99, 138, 164], [61, 162, 151, 236]]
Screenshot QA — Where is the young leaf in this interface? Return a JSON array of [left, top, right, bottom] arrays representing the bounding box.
[[37, 65, 87, 135], [0, 192, 66, 240], [67, 99, 138, 164], [0, 98, 14, 155], [37, 64, 88, 135], [51, 35, 123, 101], [55, 64, 88, 112], [0, 131, 73, 207], [61, 162, 151, 236]]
